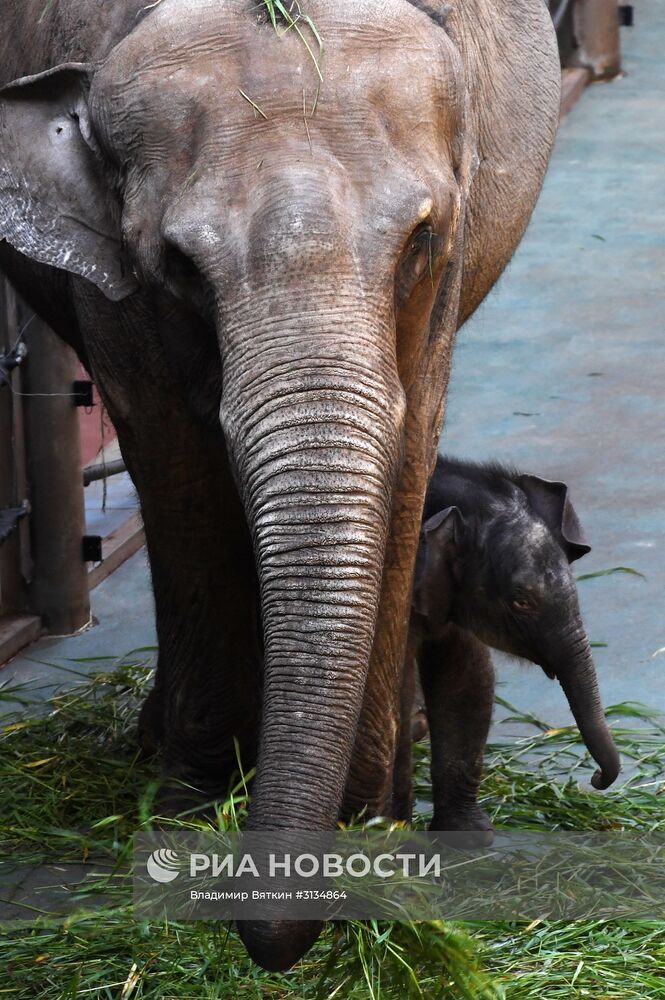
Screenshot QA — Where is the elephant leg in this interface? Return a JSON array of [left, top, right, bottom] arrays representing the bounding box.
[[74, 289, 262, 801], [390, 633, 418, 821], [342, 500, 422, 821], [342, 418, 456, 819], [419, 625, 495, 846], [411, 666, 429, 742]]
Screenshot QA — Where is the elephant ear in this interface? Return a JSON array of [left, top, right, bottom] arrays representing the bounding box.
[[517, 474, 591, 563], [0, 63, 137, 301], [406, 0, 451, 27], [412, 505, 463, 622]]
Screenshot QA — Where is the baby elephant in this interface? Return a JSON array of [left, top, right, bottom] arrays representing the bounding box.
[[409, 455, 621, 845]]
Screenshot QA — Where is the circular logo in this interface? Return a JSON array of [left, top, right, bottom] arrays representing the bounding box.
[[146, 848, 180, 883]]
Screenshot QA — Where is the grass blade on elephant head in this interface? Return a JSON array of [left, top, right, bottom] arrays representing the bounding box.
[[576, 566, 646, 581], [261, 0, 324, 81]]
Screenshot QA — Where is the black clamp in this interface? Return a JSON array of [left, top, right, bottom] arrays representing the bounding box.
[[0, 341, 28, 388], [82, 535, 103, 563], [72, 380, 95, 408], [619, 5, 634, 26]]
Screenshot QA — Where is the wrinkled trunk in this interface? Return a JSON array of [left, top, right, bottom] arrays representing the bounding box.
[[553, 622, 620, 790], [219, 297, 405, 968]]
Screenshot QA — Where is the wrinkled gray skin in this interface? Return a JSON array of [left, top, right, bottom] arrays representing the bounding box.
[[0, 0, 560, 970], [406, 456, 621, 846]]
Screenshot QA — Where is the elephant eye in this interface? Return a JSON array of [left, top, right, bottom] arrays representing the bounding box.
[[395, 226, 439, 311], [511, 597, 534, 612], [408, 227, 436, 278]]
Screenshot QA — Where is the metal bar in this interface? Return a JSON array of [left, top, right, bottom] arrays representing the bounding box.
[[83, 458, 127, 487], [550, 0, 574, 30], [550, 0, 579, 70], [21, 312, 90, 635]]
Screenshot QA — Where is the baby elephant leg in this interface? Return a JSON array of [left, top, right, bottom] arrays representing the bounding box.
[[411, 667, 429, 742], [419, 625, 495, 846]]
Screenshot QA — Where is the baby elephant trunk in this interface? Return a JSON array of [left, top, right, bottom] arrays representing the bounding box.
[[553, 623, 620, 789]]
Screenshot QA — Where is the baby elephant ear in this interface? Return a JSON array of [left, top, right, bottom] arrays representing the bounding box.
[[517, 474, 591, 563], [0, 64, 137, 301], [412, 506, 461, 621]]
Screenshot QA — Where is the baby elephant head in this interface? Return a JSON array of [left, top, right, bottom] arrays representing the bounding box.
[[413, 457, 620, 790]]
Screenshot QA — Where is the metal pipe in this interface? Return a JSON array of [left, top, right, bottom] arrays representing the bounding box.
[[21, 312, 90, 635], [550, 0, 574, 30], [83, 458, 127, 487]]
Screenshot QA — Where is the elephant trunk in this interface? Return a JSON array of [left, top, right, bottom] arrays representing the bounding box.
[[553, 622, 620, 790], [220, 312, 405, 969]]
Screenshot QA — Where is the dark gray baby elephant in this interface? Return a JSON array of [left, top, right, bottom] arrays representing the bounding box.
[[409, 455, 621, 845]]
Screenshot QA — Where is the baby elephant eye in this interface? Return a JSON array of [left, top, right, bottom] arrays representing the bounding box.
[[511, 598, 533, 612]]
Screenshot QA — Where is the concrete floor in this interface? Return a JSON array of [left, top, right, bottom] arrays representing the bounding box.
[[2, 10, 662, 746], [84, 467, 137, 539], [1, 472, 150, 712]]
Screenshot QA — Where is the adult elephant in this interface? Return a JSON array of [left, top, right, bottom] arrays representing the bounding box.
[[0, 0, 561, 970]]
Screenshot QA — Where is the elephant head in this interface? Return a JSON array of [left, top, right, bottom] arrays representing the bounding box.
[[0, 0, 488, 968], [414, 456, 621, 791]]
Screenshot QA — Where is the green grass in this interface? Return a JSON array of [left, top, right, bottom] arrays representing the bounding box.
[[0, 655, 664, 998], [131, 0, 325, 83], [260, 1, 324, 81], [475, 921, 665, 999]]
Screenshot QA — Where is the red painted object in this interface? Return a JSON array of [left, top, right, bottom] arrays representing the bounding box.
[[76, 363, 116, 467]]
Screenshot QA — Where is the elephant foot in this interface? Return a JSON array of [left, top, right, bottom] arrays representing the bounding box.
[[411, 708, 429, 742], [391, 776, 413, 823], [154, 770, 236, 819], [429, 804, 495, 848], [137, 688, 165, 758], [157, 740, 253, 818]]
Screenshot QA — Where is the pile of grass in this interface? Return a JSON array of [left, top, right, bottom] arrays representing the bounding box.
[[414, 695, 665, 835], [0, 654, 664, 998]]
